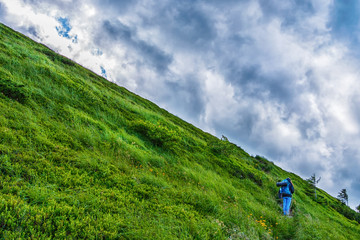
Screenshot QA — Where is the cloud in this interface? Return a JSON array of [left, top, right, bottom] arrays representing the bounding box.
[[22, 0, 82, 11], [163, 74, 205, 120], [259, 0, 315, 26], [0, 2, 7, 21], [90, 0, 136, 14], [99, 19, 173, 73], [154, 1, 216, 49]]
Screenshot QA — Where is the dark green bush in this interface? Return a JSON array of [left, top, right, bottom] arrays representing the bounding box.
[[0, 78, 28, 104], [254, 155, 274, 172], [330, 200, 360, 223], [36, 46, 58, 61], [36, 46, 75, 66], [208, 136, 234, 157], [129, 120, 181, 151]]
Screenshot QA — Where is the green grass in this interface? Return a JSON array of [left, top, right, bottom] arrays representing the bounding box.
[[0, 22, 360, 239]]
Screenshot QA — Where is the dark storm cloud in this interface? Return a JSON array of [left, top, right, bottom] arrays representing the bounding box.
[[27, 25, 40, 38], [100, 19, 172, 73], [291, 154, 326, 176], [339, 148, 360, 180], [211, 106, 259, 143], [337, 147, 360, 207], [0, 2, 6, 20], [297, 118, 321, 140], [102, 20, 132, 41], [222, 61, 295, 103], [163, 76, 206, 120], [259, 0, 315, 28], [167, 3, 215, 47], [22, 0, 77, 11], [21, 0, 134, 14], [144, 1, 217, 50], [22, 0, 82, 9], [92, 0, 136, 14], [350, 179, 360, 206]]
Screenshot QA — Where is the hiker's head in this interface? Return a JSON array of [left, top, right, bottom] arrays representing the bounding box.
[[286, 178, 291, 182]]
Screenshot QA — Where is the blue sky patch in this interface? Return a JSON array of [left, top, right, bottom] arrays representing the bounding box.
[[56, 17, 72, 39], [92, 48, 103, 56], [100, 66, 107, 79]]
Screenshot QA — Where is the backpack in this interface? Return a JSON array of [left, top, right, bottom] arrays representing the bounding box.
[[279, 179, 291, 195]]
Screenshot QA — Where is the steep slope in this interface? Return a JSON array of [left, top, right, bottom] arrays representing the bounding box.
[[0, 23, 359, 239]]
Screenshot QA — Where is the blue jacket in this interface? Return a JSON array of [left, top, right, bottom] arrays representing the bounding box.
[[278, 178, 295, 198]]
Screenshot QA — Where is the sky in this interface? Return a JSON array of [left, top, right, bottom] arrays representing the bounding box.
[[0, 0, 359, 209]]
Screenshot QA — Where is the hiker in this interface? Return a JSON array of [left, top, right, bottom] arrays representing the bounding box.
[[276, 178, 295, 216]]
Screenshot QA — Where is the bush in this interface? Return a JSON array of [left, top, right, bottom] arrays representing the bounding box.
[[330, 200, 360, 223], [254, 155, 274, 172], [0, 79, 28, 103], [36, 46, 75, 66], [129, 120, 181, 151], [208, 135, 235, 157], [0, 70, 28, 103]]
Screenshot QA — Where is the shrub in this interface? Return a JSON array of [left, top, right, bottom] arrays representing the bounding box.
[[208, 135, 234, 157], [254, 155, 274, 172], [36, 46, 75, 66], [129, 120, 181, 151], [0, 70, 28, 103]]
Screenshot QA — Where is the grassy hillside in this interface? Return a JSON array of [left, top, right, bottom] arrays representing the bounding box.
[[0, 22, 359, 239]]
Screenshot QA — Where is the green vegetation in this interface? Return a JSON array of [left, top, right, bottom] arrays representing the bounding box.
[[0, 22, 359, 239]]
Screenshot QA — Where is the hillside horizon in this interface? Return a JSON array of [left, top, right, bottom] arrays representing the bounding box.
[[1, 22, 360, 239]]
